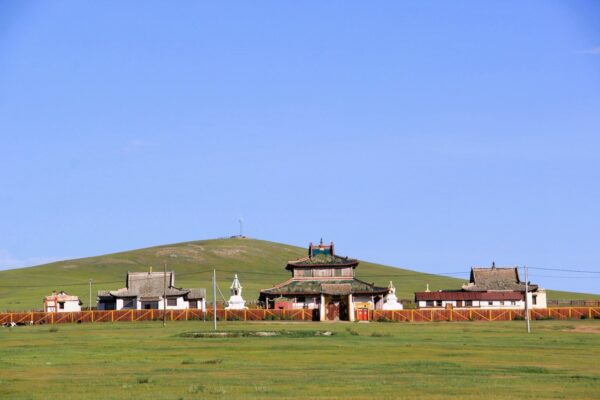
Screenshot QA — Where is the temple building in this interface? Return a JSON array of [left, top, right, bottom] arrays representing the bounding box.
[[97, 269, 206, 311], [259, 240, 388, 321], [415, 264, 547, 309]]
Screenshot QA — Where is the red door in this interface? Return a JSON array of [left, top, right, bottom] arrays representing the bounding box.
[[357, 308, 369, 321]]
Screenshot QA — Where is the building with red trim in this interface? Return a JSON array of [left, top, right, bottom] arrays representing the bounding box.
[[415, 264, 547, 309]]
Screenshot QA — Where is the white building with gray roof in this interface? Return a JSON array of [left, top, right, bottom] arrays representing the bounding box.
[[97, 269, 206, 311]]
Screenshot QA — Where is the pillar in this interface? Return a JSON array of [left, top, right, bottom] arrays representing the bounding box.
[[320, 294, 325, 321], [348, 294, 355, 322]]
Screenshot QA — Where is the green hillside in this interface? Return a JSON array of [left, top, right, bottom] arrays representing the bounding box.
[[0, 238, 597, 311]]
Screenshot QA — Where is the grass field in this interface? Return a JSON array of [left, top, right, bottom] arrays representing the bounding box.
[[1, 320, 599, 399], [1, 238, 597, 311]]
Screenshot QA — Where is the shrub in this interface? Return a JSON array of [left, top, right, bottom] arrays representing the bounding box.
[[48, 326, 59, 333], [136, 377, 151, 384]]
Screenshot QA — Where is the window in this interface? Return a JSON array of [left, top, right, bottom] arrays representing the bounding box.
[[532, 295, 537, 305], [58, 302, 65, 310], [465, 300, 473, 307], [435, 300, 442, 307], [189, 300, 198, 309], [488, 301, 493, 306], [426, 300, 434, 307], [511, 301, 516, 306], [167, 298, 177, 307], [123, 299, 135, 309], [297, 296, 306, 303]]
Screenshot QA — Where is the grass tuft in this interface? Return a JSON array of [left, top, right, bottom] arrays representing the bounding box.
[[346, 327, 360, 336], [136, 376, 151, 384], [371, 332, 391, 337], [188, 384, 205, 393]]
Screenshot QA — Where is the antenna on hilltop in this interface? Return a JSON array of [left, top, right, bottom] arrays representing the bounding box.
[[238, 218, 244, 237]]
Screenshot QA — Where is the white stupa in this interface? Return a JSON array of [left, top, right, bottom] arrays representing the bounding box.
[[225, 274, 247, 310], [382, 281, 403, 310]]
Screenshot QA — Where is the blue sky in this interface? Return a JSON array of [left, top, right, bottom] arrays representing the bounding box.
[[1, 1, 599, 294]]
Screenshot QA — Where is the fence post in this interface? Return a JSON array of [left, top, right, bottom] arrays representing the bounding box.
[[51, 313, 54, 324], [590, 308, 593, 319], [111, 311, 114, 322], [449, 310, 453, 322], [410, 309, 414, 322], [91, 311, 94, 323], [509, 310, 512, 320], [469, 309, 472, 320]]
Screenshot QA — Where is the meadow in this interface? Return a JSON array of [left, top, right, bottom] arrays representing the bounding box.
[[1, 320, 599, 399]]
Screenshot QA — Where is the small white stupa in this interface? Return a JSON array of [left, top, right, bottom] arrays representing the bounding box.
[[382, 281, 403, 310], [225, 274, 247, 310]]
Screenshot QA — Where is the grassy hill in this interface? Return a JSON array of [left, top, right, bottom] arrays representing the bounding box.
[[0, 238, 597, 311]]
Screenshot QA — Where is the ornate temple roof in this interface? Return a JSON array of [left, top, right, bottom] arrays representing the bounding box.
[[259, 278, 388, 298], [285, 240, 359, 270]]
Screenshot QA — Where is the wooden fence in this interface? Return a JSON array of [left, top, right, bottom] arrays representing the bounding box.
[[0, 308, 314, 325], [372, 307, 600, 322], [0, 307, 598, 325]]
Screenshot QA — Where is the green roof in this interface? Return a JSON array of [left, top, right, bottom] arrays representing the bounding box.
[[260, 278, 387, 298]]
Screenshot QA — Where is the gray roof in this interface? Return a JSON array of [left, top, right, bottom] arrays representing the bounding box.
[[99, 270, 206, 299], [186, 288, 206, 300], [462, 266, 538, 292]]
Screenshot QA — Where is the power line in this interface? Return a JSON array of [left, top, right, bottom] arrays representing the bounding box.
[[528, 266, 600, 274]]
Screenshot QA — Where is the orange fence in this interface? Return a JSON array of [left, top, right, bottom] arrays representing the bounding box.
[[371, 307, 600, 322], [0, 308, 314, 325], [0, 307, 598, 325]]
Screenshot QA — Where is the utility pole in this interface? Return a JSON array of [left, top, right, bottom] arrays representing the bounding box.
[[524, 265, 530, 334], [213, 269, 217, 331], [89, 279, 92, 310], [163, 262, 167, 327]]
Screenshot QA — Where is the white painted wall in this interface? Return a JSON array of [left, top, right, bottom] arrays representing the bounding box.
[[46, 299, 81, 312], [110, 296, 206, 311], [417, 293, 547, 309]]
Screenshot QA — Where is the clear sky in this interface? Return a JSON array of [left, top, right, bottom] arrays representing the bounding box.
[[1, 1, 599, 294]]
